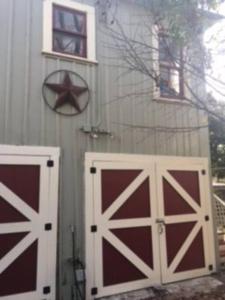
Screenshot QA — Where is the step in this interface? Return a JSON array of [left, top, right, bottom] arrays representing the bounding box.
[[219, 250, 225, 257], [220, 254, 225, 263], [217, 231, 225, 236], [219, 238, 225, 244], [219, 246, 225, 254], [218, 234, 225, 241]]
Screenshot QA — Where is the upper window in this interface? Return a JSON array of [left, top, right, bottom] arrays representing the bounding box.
[[158, 33, 184, 99], [53, 5, 87, 57], [43, 0, 96, 62]]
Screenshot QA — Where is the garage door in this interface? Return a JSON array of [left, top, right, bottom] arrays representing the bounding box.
[[85, 154, 216, 299], [157, 163, 214, 284], [0, 146, 59, 300]]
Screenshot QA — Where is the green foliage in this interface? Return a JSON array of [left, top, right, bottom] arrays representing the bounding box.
[[209, 107, 225, 179], [149, 0, 225, 45]]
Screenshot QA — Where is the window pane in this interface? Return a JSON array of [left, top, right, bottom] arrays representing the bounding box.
[[54, 6, 86, 35], [53, 32, 86, 57], [159, 35, 180, 65], [160, 66, 181, 98]]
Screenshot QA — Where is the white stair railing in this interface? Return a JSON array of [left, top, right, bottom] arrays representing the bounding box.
[[214, 193, 225, 228]]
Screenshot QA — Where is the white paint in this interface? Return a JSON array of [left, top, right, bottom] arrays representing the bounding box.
[[43, 0, 96, 62], [0, 145, 60, 156], [85, 152, 210, 166]]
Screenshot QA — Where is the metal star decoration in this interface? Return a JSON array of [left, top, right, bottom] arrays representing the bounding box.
[[42, 70, 90, 116]]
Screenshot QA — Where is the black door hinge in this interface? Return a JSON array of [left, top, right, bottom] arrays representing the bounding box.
[[47, 160, 54, 167], [91, 287, 98, 295], [43, 286, 51, 294], [205, 215, 209, 221], [91, 225, 97, 233], [201, 169, 206, 175], [208, 265, 213, 271], [90, 167, 96, 174], [45, 223, 52, 231]]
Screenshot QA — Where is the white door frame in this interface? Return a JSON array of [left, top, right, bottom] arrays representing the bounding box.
[[85, 152, 216, 299], [0, 145, 60, 300]]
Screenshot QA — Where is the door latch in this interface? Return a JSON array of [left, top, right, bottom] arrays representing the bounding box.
[[156, 218, 165, 234], [155, 218, 165, 224]]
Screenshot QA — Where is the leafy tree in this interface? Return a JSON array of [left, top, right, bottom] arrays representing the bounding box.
[[209, 100, 225, 179]]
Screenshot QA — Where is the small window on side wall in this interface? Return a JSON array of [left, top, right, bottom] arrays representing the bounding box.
[[158, 33, 184, 100], [43, 0, 96, 62]]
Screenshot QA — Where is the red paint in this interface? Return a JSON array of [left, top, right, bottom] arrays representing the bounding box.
[[0, 196, 29, 223], [165, 222, 196, 267], [103, 238, 146, 286], [163, 178, 195, 215], [0, 232, 29, 260], [175, 228, 205, 272], [169, 171, 201, 206], [0, 165, 40, 212], [111, 226, 153, 268], [111, 178, 151, 219], [101, 170, 141, 213], [0, 240, 38, 296]]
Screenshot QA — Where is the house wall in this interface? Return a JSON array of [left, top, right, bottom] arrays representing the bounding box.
[[0, 0, 211, 299]]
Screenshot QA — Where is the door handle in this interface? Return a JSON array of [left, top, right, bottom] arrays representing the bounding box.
[[158, 223, 164, 234]]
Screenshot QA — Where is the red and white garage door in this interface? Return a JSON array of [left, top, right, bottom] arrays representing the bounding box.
[[0, 146, 59, 300], [85, 153, 216, 299]]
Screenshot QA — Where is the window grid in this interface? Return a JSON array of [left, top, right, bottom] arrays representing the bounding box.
[[158, 33, 184, 100], [52, 4, 87, 58]]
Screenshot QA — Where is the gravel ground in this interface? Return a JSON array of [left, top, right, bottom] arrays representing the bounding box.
[[100, 273, 225, 300], [147, 273, 225, 300]]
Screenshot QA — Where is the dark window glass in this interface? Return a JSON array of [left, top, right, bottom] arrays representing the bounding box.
[[158, 34, 183, 99], [160, 66, 181, 98], [159, 35, 180, 65], [53, 32, 86, 56], [53, 5, 87, 57]]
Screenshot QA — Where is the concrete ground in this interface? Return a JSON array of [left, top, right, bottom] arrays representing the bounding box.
[[100, 273, 225, 299]]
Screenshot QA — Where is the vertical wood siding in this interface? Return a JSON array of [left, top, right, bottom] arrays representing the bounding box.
[[0, 0, 210, 299]]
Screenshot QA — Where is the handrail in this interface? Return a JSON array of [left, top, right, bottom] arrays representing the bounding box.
[[214, 193, 225, 228], [214, 193, 225, 207]]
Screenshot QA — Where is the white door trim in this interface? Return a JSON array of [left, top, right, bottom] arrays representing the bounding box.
[[0, 145, 60, 157], [0, 146, 60, 300]]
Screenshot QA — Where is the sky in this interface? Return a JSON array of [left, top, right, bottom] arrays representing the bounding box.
[[205, 3, 225, 100]]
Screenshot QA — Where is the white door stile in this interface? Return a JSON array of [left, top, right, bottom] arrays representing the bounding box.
[[200, 160, 217, 273], [37, 158, 50, 300], [0, 148, 59, 300], [85, 159, 96, 300], [93, 165, 104, 298], [46, 154, 60, 300], [150, 163, 162, 288]]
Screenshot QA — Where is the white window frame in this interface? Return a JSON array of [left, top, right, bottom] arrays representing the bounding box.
[[152, 26, 188, 104], [43, 0, 97, 63]]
